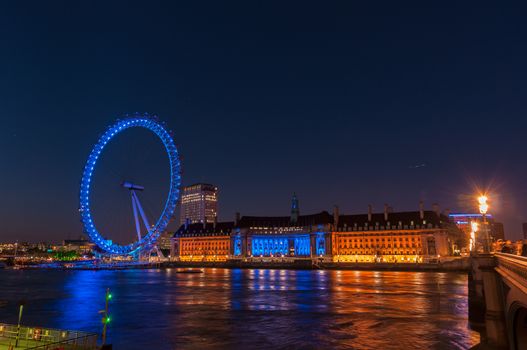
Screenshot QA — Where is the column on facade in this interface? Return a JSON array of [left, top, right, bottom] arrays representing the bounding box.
[[246, 235, 252, 258], [310, 233, 316, 257]]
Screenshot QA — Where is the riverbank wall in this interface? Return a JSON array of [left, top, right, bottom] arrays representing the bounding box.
[[166, 257, 471, 272], [17, 257, 471, 272]]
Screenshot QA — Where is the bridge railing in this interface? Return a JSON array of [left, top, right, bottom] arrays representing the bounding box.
[[494, 252, 527, 290]]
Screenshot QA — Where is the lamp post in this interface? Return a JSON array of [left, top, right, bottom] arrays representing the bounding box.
[[99, 288, 112, 347], [14, 301, 25, 347], [470, 221, 478, 253], [478, 195, 490, 253]]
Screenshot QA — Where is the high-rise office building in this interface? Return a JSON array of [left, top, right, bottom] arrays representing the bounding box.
[[492, 222, 505, 241], [179, 183, 218, 225]]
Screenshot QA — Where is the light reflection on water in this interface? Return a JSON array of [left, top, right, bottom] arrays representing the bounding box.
[[0, 269, 479, 349]]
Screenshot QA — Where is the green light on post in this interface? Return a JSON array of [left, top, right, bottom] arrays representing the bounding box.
[[101, 288, 112, 345]]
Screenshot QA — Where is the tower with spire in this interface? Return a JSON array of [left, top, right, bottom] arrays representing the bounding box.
[[290, 193, 299, 224]]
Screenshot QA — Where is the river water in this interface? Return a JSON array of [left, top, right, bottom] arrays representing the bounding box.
[[0, 269, 479, 349]]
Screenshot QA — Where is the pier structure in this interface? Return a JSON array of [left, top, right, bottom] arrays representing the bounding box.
[[0, 323, 97, 350]]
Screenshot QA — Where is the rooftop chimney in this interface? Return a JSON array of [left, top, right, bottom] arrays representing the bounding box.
[[419, 201, 424, 220], [432, 203, 440, 217], [235, 212, 240, 226], [368, 204, 372, 222], [333, 205, 340, 228], [384, 204, 389, 221]]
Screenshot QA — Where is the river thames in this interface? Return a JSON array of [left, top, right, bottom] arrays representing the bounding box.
[[0, 269, 479, 349]]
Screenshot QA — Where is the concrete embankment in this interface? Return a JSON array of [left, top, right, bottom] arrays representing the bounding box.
[[166, 260, 314, 270], [166, 257, 471, 272], [19, 258, 471, 271]]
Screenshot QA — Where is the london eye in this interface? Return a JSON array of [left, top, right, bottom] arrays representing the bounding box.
[[79, 113, 181, 257]]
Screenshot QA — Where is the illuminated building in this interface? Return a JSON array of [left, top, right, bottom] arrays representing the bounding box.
[[157, 231, 173, 251], [332, 204, 451, 263], [493, 222, 505, 241], [170, 196, 461, 263], [179, 183, 218, 225], [234, 214, 333, 259], [450, 213, 491, 237], [0, 243, 18, 253], [231, 194, 333, 259], [449, 213, 505, 242], [171, 221, 233, 261], [61, 239, 95, 254]]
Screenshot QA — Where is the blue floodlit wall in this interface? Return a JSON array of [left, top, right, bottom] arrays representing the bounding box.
[[251, 234, 310, 256], [316, 233, 326, 255], [252, 237, 288, 256], [234, 235, 242, 256], [293, 236, 310, 256]]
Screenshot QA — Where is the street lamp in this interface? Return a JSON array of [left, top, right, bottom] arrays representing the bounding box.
[[478, 195, 488, 215], [470, 221, 478, 253], [99, 288, 112, 347], [15, 300, 25, 347], [477, 195, 490, 253]]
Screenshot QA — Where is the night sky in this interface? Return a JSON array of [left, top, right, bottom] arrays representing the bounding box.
[[1, 2, 526, 243]]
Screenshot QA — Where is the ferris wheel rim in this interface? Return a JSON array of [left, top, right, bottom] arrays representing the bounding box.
[[79, 113, 181, 255]]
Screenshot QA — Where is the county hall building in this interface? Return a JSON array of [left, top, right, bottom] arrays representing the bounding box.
[[170, 195, 454, 263]]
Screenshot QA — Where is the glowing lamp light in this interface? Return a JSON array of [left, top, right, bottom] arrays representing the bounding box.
[[469, 221, 478, 252], [478, 195, 488, 214]]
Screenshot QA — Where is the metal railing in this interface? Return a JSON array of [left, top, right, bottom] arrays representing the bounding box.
[[0, 323, 97, 349]]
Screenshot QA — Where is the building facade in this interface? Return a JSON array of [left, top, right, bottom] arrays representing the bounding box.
[[232, 211, 333, 259], [332, 207, 451, 263], [229, 194, 333, 259], [171, 196, 457, 263], [493, 222, 505, 241], [171, 222, 233, 261], [157, 231, 173, 251], [179, 183, 218, 225], [61, 239, 95, 254]]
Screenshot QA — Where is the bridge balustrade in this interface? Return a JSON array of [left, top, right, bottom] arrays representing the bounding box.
[[494, 253, 527, 350]]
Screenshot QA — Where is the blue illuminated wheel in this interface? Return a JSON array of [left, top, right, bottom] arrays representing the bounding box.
[[79, 113, 181, 255]]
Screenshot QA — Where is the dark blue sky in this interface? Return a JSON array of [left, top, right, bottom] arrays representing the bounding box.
[[1, 1, 526, 242]]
